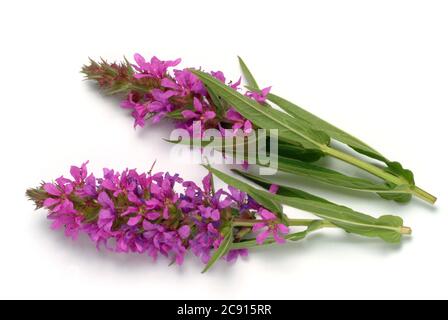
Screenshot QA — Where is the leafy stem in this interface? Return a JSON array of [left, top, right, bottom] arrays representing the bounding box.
[[233, 218, 335, 228], [322, 145, 437, 204], [192, 69, 437, 205]]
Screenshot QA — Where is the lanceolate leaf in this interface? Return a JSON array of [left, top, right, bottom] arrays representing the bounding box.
[[191, 70, 330, 150], [202, 227, 234, 273], [238, 56, 260, 90], [203, 165, 284, 219], [273, 194, 406, 243], [275, 156, 393, 192], [210, 167, 407, 243], [206, 86, 226, 118], [385, 161, 415, 185], [232, 169, 332, 204], [231, 221, 326, 249], [278, 141, 324, 162], [262, 91, 388, 163], [233, 169, 409, 241]]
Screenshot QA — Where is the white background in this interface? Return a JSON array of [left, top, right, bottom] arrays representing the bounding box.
[[1, 0, 447, 299]]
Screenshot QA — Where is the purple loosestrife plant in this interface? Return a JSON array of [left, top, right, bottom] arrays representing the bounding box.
[[82, 55, 436, 204], [26, 162, 291, 269], [28, 163, 412, 272]]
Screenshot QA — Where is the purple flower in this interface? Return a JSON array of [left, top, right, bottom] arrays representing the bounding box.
[[181, 97, 216, 123], [252, 209, 289, 245], [97, 191, 116, 233], [43, 178, 74, 213], [174, 69, 207, 96], [225, 249, 249, 262], [246, 86, 271, 104], [133, 54, 181, 79], [190, 223, 223, 264], [210, 70, 241, 90], [225, 108, 253, 134]]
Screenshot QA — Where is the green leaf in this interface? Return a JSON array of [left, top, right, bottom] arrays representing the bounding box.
[[232, 169, 332, 204], [261, 91, 388, 163], [206, 86, 226, 118], [191, 70, 330, 149], [287, 220, 326, 241], [385, 161, 415, 185], [204, 166, 285, 222], [278, 141, 324, 163], [231, 221, 325, 249], [273, 156, 411, 202], [238, 56, 260, 90], [273, 195, 406, 243], [378, 183, 413, 203], [202, 227, 234, 273], [211, 167, 407, 243], [275, 156, 393, 192]]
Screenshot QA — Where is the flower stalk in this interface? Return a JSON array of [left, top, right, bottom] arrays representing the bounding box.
[[27, 162, 411, 271], [322, 145, 437, 204], [81, 54, 436, 205]]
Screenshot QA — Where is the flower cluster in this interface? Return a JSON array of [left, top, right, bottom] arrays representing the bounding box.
[[83, 54, 271, 135], [27, 162, 289, 266]]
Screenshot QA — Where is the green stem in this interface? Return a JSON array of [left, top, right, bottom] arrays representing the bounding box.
[[231, 218, 412, 250], [233, 218, 336, 228], [322, 145, 437, 204], [412, 186, 437, 204]]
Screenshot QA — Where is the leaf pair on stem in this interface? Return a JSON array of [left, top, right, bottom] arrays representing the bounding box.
[[191, 59, 436, 205]]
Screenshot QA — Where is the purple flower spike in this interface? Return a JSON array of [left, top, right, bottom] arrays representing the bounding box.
[[28, 162, 293, 268]]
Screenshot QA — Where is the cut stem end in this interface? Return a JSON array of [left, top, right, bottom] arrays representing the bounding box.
[[400, 226, 412, 235]]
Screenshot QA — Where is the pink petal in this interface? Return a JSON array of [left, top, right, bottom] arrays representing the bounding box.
[[268, 184, 279, 194], [256, 230, 270, 245], [259, 208, 276, 220], [273, 231, 286, 244], [121, 207, 138, 217], [232, 122, 243, 133], [148, 101, 165, 112], [178, 225, 190, 239], [127, 192, 140, 204], [252, 222, 266, 232], [145, 212, 160, 220], [151, 112, 166, 124], [226, 108, 243, 122], [163, 207, 170, 219], [193, 97, 203, 112], [160, 78, 178, 89], [261, 86, 272, 96], [101, 180, 116, 191], [43, 198, 60, 207], [203, 111, 216, 120], [43, 183, 61, 196], [70, 166, 81, 181], [277, 224, 289, 234], [142, 220, 155, 231], [127, 215, 142, 226], [243, 120, 253, 134], [181, 110, 197, 119], [210, 209, 220, 221], [134, 53, 146, 66]]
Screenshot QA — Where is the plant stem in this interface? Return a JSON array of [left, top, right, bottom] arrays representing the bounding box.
[[233, 218, 336, 228], [412, 186, 437, 204], [322, 145, 437, 204], [231, 218, 412, 249]]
